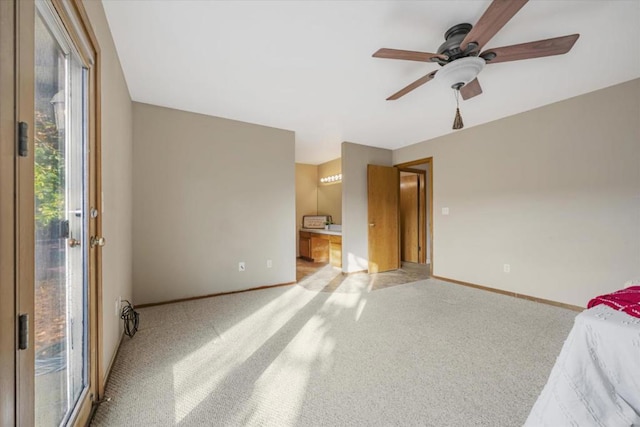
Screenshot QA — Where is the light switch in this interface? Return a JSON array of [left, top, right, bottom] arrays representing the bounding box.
[[442, 207, 449, 215]]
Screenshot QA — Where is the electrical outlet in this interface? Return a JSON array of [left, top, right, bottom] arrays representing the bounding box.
[[239, 261, 245, 272], [442, 207, 449, 215], [267, 259, 272, 268], [503, 264, 511, 273]]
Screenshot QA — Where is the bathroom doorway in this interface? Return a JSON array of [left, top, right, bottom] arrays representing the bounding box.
[[400, 169, 426, 264], [395, 158, 433, 275]]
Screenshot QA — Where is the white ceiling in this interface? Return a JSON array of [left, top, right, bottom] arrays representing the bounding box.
[[102, 0, 640, 165]]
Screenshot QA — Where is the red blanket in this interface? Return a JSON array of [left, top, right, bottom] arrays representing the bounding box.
[[587, 286, 640, 318]]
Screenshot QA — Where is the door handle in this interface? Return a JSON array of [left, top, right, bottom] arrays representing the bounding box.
[[68, 238, 81, 248], [90, 236, 105, 248], [369, 223, 375, 227]]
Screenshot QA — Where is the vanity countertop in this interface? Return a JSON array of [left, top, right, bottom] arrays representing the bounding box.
[[300, 227, 341, 236]]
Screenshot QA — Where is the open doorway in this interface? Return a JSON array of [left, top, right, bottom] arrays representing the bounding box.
[[395, 158, 433, 276], [400, 169, 426, 263]]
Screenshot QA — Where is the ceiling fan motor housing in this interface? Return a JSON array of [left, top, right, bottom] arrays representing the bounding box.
[[436, 23, 478, 65]]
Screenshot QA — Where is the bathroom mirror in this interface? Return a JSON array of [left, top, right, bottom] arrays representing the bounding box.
[[317, 181, 341, 224]]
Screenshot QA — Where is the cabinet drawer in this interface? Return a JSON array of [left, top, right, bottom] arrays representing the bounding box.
[[300, 230, 340, 264], [311, 236, 330, 262]]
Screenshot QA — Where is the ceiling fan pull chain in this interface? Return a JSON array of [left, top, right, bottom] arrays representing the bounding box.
[[453, 89, 464, 130]]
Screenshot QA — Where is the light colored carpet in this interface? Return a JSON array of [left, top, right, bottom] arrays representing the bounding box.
[[91, 277, 577, 426]]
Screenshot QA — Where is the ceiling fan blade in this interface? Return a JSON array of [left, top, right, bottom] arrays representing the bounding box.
[[373, 48, 447, 62], [481, 34, 580, 64], [387, 71, 437, 100], [460, 0, 529, 52], [460, 78, 483, 100]]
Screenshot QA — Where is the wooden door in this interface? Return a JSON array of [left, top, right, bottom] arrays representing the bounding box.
[[395, 158, 433, 274], [400, 173, 419, 262], [418, 173, 427, 264], [367, 164, 399, 273]]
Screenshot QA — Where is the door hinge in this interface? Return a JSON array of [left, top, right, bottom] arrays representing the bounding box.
[[18, 122, 28, 157], [18, 314, 28, 350]]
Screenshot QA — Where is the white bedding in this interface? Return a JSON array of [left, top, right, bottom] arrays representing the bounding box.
[[525, 305, 640, 426]]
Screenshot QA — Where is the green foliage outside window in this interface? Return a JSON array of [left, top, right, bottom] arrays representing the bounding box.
[[34, 110, 63, 230]]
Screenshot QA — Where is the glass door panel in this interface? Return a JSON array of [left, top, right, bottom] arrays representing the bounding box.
[[34, 2, 88, 425]]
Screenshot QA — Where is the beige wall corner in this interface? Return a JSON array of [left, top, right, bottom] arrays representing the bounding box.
[[393, 78, 640, 307], [82, 0, 134, 379], [318, 157, 341, 178], [342, 142, 392, 273], [133, 103, 296, 304]]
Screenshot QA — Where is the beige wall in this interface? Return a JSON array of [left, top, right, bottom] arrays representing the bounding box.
[[133, 103, 296, 304], [342, 142, 392, 273], [83, 0, 133, 378], [394, 79, 640, 307], [295, 163, 317, 255], [317, 158, 342, 224]]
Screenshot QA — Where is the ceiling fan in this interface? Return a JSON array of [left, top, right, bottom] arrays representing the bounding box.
[[373, 0, 579, 127]]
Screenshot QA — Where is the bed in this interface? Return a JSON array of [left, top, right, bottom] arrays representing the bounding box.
[[525, 303, 640, 426]]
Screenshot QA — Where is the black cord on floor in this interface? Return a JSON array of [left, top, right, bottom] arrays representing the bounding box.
[[120, 300, 139, 338]]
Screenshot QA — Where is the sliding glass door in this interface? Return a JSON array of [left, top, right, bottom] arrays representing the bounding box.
[[33, 2, 89, 425], [8, 0, 100, 425]]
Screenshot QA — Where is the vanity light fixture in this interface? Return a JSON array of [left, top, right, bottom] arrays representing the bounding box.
[[320, 173, 342, 184]]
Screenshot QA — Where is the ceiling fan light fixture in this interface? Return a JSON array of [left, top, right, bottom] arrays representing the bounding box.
[[435, 57, 485, 89]]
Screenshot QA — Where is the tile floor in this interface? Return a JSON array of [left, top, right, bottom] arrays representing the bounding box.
[[295, 258, 430, 293]]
